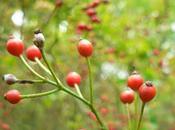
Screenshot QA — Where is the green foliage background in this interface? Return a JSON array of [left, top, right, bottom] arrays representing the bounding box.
[[0, 0, 175, 130]]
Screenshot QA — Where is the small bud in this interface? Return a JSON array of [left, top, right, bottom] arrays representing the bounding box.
[[2, 74, 17, 85], [33, 29, 45, 49]]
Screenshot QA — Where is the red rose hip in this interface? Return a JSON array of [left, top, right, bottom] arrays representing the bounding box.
[[120, 90, 135, 104], [127, 71, 144, 91], [66, 72, 81, 87], [26, 45, 42, 61], [4, 89, 21, 104], [6, 38, 24, 57], [139, 81, 156, 103], [77, 39, 93, 57], [86, 8, 96, 17]]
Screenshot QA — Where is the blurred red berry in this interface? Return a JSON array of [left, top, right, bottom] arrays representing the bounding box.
[[26, 45, 42, 61], [100, 107, 109, 116], [90, 15, 101, 23], [153, 49, 160, 56], [78, 39, 93, 57], [66, 72, 81, 87], [55, 0, 63, 7], [6, 38, 24, 57], [4, 89, 21, 104], [120, 90, 135, 104], [77, 23, 87, 31], [127, 71, 144, 91], [139, 81, 156, 103], [86, 8, 96, 17], [89, 0, 101, 8], [87, 111, 97, 121], [100, 95, 109, 102], [1, 123, 10, 130], [108, 122, 117, 130]]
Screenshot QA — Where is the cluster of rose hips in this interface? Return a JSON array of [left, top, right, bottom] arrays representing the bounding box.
[[3, 32, 93, 104], [120, 71, 156, 130], [84, 0, 109, 23], [76, 0, 109, 34], [120, 71, 156, 104]]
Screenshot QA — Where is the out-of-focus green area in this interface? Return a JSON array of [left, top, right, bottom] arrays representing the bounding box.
[[0, 0, 175, 130]]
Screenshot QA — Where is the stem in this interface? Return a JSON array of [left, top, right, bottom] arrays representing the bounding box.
[[41, 49, 62, 88], [21, 88, 59, 99], [20, 55, 56, 86], [90, 105, 107, 130], [134, 92, 138, 129], [35, 57, 51, 75], [126, 104, 131, 130], [74, 84, 84, 99], [20, 55, 46, 80], [86, 58, 93, 105], [137, 103, 145, 130], [32, 50, 107, 130], [61, 87, 90, 106], [16, 79, 45, 84]]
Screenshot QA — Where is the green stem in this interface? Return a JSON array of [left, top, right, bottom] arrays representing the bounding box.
[[27, 50, 107, 130], [86, 58, 93, 105], [61, 87, 90, 106], [75, 84, 84, 99], [134, 92, 138, 129], [21, 88, 59, 99], [35, 58, 51, 75], [137, 103, 145, 130], [126, 104, 131, 130], [20, 55, 55, 85], [41, 49, 63, 88], [90, 105, 107, 130], [20, 55, 46, 80]]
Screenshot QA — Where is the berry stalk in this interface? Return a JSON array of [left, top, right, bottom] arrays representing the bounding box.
[[137, 103, 145, 130], [35, 57, 51, 75], [126, 104, 131, 130], [40, 49, 63, 88], [86, 57, 93, 105], [21, 88, 60, 99], [75, 84, 84, 99]]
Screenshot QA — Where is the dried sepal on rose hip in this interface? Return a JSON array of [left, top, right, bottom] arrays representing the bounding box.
[[66, 72, 81, 87], [127, 71, 144, 91], [6, 37, 24, 57], [33, 29, 45, 49], [139, 81, 156, 103], [77, 39, 93, 57], [120, 89, 135, 104], [2, 74, 18, 85], [26, 45, 42, 61], [4, 89, 21, 104]]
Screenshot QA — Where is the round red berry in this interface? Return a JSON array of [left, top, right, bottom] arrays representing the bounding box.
[[127, 71, 144, 91], [91, 15, 101, 23], [77, 23, 87, 31], [139, 81, 156, 103], [86, 8, 96, 17], [120, 90, 135, 104], [66, 72, 81, 87], [26, 45, 42, 61], [4, 90, 21, 104], [77, 39, 93, 57], [6, 38, 24, 57], [89, 0, 101, 8]]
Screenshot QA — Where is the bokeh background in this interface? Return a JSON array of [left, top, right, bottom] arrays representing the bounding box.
[[0, 0, 175, 130]]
